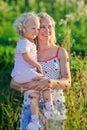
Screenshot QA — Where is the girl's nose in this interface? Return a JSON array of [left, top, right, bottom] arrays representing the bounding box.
[[36, 29, 39, 34], [34, 29, 38, 34]]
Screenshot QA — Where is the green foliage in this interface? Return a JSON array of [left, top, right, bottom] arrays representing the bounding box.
[[66, 55, 87, 130], [0, 0, 87, 54], [0, 44, 87, 129], [0, 0, 87, 129]]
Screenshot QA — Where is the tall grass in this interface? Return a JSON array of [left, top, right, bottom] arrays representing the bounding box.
[[0, 45, 87, 130], [0, 0, 87, 129]]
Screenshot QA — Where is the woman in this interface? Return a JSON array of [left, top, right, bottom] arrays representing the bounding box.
[[10, 12, 71, 130]]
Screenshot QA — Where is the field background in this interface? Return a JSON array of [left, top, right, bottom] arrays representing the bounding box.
[[0, 0, 87, 130]]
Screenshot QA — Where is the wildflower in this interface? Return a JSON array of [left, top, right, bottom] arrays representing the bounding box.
[[65, 13, 75, 22], [59, 19, 67, 25]]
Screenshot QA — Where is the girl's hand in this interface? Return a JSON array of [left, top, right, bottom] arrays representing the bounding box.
[[36, 64, 43, 74]]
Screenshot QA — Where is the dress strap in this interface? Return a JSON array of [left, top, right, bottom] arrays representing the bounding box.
[[56, 47, 60, 57]]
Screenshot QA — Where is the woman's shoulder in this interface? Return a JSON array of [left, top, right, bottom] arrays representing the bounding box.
[[54, 45, 67, 54], [57, 46, 69, 59]]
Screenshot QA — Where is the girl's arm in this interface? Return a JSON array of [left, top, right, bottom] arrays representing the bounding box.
[[23, 52, 43, 73]]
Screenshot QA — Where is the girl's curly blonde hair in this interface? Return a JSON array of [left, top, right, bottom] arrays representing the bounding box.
[[14, 12, 39, 36]]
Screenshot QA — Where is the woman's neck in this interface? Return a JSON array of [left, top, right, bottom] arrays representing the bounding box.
[[38, 40, 51, 51]]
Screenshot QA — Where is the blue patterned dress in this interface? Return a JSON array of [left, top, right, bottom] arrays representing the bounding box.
[[20, 48, 67, 130]]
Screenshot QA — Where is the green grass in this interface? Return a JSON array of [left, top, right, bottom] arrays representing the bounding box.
[[0, 45, 87, 130], [0, 0, 87, 129]]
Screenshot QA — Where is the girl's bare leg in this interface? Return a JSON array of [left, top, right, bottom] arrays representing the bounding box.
[[30, 92, 40, 115], [43, 89, 54, 111], [29, 92, 40, 123], [27, 92, 43, 129]]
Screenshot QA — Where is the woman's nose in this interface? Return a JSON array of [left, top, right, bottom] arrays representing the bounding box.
[[45, 27, 49, 31], [45, 27, 50, 34]]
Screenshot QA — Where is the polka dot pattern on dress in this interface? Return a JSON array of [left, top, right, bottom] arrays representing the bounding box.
[[40, 57, 60, 79], [39, 56, 67, 120]]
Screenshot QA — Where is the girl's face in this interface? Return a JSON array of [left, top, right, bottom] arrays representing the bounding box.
[[38, 18, 52, 42], [24, 20, 40, 41]]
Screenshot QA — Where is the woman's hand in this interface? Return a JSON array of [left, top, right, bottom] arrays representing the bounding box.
[[32, 77, 50, 91], [10, 77, 50, 92]]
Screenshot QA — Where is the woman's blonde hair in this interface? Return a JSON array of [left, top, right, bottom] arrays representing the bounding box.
[[37, 12, 56, 46], [14, 12, 39, 36]]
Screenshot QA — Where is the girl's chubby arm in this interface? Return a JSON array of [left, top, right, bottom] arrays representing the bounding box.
[[10, 52, 48, 92], [22, 52, 43, 73]]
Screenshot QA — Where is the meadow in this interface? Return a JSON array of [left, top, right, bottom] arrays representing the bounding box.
[[0, 0, 87, 130]]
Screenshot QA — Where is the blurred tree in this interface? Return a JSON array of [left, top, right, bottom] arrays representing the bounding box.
[[3, 0, 17, 5], [36, 0, 41, 11], [25, 0, 29, 6], [14, 0, 17, 5], [84, 0, 87, 4], [8, 0, 12, 4]]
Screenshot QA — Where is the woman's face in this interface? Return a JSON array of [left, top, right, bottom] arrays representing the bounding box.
[[38, 17, 52, 42]]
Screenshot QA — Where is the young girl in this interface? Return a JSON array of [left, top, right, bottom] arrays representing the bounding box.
[[11, 13, 58, 130]]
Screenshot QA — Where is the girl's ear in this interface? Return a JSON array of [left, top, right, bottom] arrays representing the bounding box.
[[22, 26, 26, 34], [19, 26, 26, 36]]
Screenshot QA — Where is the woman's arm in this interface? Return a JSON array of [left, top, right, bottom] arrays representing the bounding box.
[[49, 47, 71, 90], [10, 47, 71, 92], [10, 77, 50, 92], [10, 79, 33, 92]]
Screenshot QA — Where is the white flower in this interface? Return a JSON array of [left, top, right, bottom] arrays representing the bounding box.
[[59, 19, 67, 25], [65, 13, 75, 21]]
